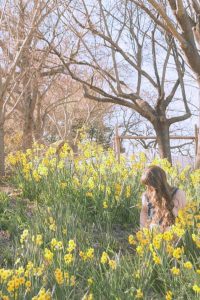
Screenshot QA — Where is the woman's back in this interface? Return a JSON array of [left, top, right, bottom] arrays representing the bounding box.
[[140, 188, 187, 229], [140, 166, 187, 230]]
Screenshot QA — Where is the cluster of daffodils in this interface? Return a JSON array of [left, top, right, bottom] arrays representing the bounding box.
[[100, 252, 117, 270], [0, 233, 94, 298], [3, 141, 199, 299], [128, 202, 200, 298], [79, 248, 95, 261], [7, 141, 199, 206], [0, 263, 45, 298]]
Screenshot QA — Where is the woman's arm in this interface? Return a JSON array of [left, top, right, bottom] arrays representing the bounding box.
[[173, 190, 187, 217], [179, 190, 187, 209], [140, 205, 148, 228], [140, 194, 148, 228]]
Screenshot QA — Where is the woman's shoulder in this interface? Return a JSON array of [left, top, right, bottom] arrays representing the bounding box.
[[173, 189, 186, 208], [173, 188, 186, 199]]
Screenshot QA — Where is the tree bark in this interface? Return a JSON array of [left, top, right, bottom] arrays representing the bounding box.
[[22, 80, 37, 150], [154, 121, 172, 163], [22, 93, 35, 150], [21, 62, 38, 150], [196, 142, 200, 168], [0, 113, 5, 177], [34, 124, 43, 143], [34, 96, 43, 143], [195, 80, 200, 169]]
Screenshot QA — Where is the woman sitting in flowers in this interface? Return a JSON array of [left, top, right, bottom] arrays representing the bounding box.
[[140, 165, 186, 231]]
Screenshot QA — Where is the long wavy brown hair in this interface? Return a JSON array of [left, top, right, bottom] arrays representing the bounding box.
[[141, 165, 175, 228]]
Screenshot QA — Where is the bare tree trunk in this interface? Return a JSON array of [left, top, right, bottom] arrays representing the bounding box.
[[0, 111, 5, 177], [22, 79, 37, 150], [20, 2, 33, 151], [34, 95, 44, 143], [196, 145, 200, 169], [34, 124, 43, 143], [154, 121, 172, 163], [22, 93, 35, 150], [21, 66, 38, 150], [195, 126, 200, 169], [195, 80, 200, 169]]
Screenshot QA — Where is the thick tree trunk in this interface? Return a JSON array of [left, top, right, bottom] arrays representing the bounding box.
[[22, 123, 33, 150], [0, 115, 5, 177], [34, 97, 44, 143], [34, 126, 43, 143], [195, 80, 200, 169], [22, 93, 35, 150], [20, 8, 36, 151], [196, 143, 200, 169], [154, 121, 172, 163], [21, 62, 36, 150], [21, 72, 38, 150]]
